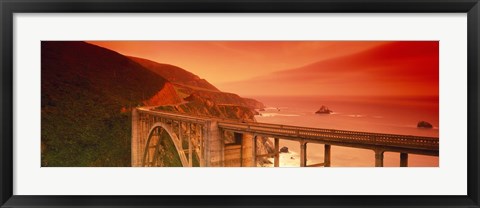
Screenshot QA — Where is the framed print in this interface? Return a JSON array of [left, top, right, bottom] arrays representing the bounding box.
[[1, 0, 479, 207]]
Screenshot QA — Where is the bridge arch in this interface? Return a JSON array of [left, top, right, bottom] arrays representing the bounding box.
[[142, 122, 189, 167]]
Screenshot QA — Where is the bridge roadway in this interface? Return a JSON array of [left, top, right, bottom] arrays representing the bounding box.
[[135, 108, 439, 167]]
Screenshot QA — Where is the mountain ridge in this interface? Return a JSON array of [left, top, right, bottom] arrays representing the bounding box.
[[218, 41, 439, 97], [129, 55, 265, 110], [128, 56, 220, 91]]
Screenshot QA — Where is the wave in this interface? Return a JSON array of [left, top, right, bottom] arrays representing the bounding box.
[[264, 107, 278, 110], [396, 124, 439, 130], [264, 107, 289, 110], [345, 114, 367, 118], [258, 113, 300, 117], [264, 151, 301, 167]]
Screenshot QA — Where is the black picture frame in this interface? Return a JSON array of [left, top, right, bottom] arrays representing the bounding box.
[[1, 0, 479, 207]]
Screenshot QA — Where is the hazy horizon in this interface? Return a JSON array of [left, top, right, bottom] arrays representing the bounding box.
[[89, 41, 438, 98]]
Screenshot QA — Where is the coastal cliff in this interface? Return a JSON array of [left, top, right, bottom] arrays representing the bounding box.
[[134, 58, 273, 166], [128, 55, 265, 120], [129, 56, 220, 91], [42, 41, 272, 167], [155, 93, 257, 121]]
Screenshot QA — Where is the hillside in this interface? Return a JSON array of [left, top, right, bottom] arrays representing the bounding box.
[[41, 41, 169, 166], [42, 41, 268, 167], [143, 82, 184, 106], [129, 56, 219, 91], [174, 85, 265, 109], [129, 56, 265, 110]]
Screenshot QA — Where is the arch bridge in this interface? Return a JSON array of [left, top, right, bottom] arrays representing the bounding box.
[[131, 108, 439, 167]]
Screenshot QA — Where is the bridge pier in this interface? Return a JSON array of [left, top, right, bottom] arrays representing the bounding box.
[[196, 124, 205, 167], [252, 136, 257, 167], [131, 109, 139, 166], [204, 121, 224, 167], [243, 133, 255, 167], [188, 123, 193, 167], [300, 141, 307, 167], [178, 121, 182, 145], [400, 152, 408, 167], [274, 138, 279, 167], [324, 144, 331, 167], [374, 150, 384, 167]]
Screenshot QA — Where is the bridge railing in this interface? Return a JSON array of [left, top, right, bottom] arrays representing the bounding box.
[[137, 108, 209, 124], [137, 108, 438, 152], [218, 121, 438, 151]]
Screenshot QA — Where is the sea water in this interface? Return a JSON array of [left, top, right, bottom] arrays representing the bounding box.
[[252, 96, 439, 167]]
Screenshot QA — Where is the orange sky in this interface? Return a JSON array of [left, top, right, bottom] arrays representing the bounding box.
[[89, 41, 439, 97]]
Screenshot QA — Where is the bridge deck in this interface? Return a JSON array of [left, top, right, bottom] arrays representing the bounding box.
[[137, 108, 439, 156]]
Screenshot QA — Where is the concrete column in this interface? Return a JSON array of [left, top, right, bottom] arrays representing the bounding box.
[[188, 124, 193, 167], [300, 142, 307, 167], [252, 136, 257, 167], [239, 133, 254, 167], [178, 121, 183, 148], [131, 109, 139, 167], [198, 124, 205, 167], [202, 124, 209, 167], [203, 121, 224, 167], [324, 144, 331, 167], [240, 139, 244, 167], [274, 138, 280, 167], [375, 150, 384, 167], [141, 115, 146, 166], [400, 153, 408, 167]]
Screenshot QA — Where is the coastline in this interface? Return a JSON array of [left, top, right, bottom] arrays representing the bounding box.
[[254, 95, 439, 167]]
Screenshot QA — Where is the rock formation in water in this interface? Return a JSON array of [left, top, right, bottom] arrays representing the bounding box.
[[417, 121, 433, 129], [315, 105, 333, 114], [280, 146, 289, 153]]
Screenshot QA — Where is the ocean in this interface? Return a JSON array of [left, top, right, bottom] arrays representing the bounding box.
[[252, 96, 439, 167]]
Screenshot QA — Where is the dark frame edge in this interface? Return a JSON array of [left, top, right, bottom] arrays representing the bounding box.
[[1, 0, 480, 208], [0, 0, 14, 207], [468, 1, 480, 206], [0, 0, 479, 13]]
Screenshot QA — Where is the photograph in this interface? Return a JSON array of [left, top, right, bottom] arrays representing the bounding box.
[[41, 41, 439, 167], [3, 0, 478, 206]]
